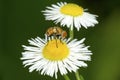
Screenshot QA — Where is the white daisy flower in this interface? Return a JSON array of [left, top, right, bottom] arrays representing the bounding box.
[[21, 37, 92, 79], [42, 2, 98, 31]]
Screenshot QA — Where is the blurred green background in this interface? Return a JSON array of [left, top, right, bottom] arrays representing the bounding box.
[[1, 0, 120, 80]]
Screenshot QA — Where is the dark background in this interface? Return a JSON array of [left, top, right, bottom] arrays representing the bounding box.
[[0, 0, 120, 80]]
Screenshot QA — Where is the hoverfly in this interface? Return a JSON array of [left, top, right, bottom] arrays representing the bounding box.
[[45, 27, 67, 48]]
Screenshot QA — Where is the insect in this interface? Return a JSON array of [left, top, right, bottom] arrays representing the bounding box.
[[45, 27, 67, 48], [45, 26, 67, 39]]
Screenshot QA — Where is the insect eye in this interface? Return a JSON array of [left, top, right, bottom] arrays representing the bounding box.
[[62, 31, 67, 37]]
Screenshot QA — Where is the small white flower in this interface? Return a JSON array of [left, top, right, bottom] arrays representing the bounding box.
[[21, 37, 92, 79], [43, 2, 98, 31]]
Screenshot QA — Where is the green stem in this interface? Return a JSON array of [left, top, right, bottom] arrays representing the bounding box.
[[75, 70, 81, 80], [80, 75, 84, 80], [63, 75, 70, 80], [69, 26, 84, 80], [69, 26, 74, 39]]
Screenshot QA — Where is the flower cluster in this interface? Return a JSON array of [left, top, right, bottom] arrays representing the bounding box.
[[21, 2, 98, 79]]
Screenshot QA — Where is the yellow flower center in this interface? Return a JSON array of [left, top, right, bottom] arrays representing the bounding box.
[[60, 3, 84, 17], [42, 39, 69, 61]]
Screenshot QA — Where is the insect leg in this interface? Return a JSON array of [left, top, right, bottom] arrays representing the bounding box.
[[54, 34, 58, 48]]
